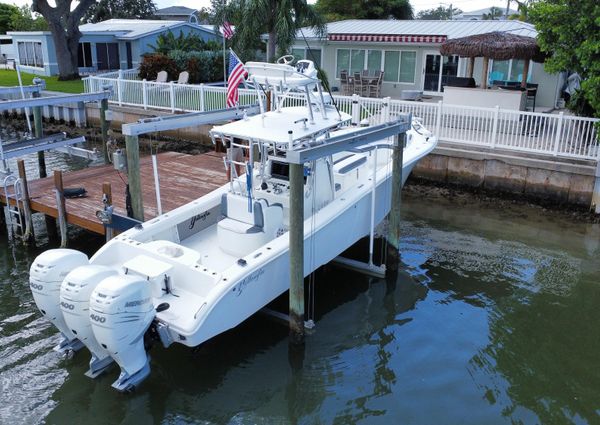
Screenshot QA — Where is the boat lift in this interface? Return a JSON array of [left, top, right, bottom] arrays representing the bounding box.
[[119, 104, 261, 222], [0, 89, 112, 242]]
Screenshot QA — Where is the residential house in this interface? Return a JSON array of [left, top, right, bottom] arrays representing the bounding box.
[[8, 19, 221, 77], [455, 7, 519, 20], [155, 6, 200, 24], [289, 20, 562, 109]]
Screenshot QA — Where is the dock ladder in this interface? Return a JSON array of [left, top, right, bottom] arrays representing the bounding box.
[[2, 174, 24, 239]]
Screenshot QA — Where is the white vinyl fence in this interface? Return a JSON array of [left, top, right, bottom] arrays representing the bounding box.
[[83, 74, 600, 161]]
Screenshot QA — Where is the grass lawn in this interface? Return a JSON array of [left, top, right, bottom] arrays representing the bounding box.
[[0, 69, 84, 94]]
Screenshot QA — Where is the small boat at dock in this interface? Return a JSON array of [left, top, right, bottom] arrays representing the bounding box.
[[28, 58, 438, 391]]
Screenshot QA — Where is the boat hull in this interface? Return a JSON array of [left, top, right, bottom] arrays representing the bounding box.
[[176, 161, 417, 347]]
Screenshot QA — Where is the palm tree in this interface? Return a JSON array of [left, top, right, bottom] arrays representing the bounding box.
[[483, 6, 504, 20], [212, 0, 325, 61]]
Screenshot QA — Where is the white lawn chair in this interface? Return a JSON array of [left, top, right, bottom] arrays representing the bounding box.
[[175, 71, 189, 84], [155, 70, 168, 83]]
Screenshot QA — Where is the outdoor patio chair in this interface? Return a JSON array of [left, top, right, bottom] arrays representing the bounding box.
[[175, 71, 189, 84], [367, 71, 383, 97], [340, 70, 353, 95], [353, 72, 367, 96], [155, 70, 168, 83]]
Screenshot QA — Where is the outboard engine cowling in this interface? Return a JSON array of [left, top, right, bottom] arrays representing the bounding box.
[[60, 265, 117, 378], [89, 274, 155, 392], [29, 249, 88, 352]]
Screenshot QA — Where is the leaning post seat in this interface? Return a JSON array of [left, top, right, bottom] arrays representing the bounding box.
[[217, 193, 283, 257]]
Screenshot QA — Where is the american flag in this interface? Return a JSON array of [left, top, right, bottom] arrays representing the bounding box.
[[226, 50, 247, 108], [222, 21, 234, 39]]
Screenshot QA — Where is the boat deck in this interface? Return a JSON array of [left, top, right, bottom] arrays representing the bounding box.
[[4, 151, 228, 235]]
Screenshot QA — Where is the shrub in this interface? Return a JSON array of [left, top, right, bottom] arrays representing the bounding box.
[[139, 54, 179, 81], [167, 50, 224, 84]]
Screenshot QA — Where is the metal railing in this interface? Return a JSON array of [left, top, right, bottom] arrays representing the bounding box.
[[83, 74, 600, 161]]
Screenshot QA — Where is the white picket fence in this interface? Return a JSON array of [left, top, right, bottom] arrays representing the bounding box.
[[83, 74, 600, 161]]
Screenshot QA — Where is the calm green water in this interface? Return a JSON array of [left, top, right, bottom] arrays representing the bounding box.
[[0, 188, 599, 425]]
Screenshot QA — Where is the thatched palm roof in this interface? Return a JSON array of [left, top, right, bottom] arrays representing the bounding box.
[[440, 31, 544, 62]]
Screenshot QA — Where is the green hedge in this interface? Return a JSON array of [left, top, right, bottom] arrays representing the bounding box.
[[139, 51, 224, 84]]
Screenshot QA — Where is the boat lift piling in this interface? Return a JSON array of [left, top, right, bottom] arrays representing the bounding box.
[[386, 133, 405, 275], [53, 170, 68, 247], [31, 80, 47, 178], [285, 117, 411, 344], [121, 105, 261, 222]]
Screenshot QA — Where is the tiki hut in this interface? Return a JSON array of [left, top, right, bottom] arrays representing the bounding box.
[[440, 31, 544, 89]]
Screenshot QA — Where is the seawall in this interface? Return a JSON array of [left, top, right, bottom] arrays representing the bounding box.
[[413, 144, 599, 210]]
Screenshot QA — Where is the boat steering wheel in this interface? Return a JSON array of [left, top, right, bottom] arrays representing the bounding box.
[[277, 55, 295, 65]]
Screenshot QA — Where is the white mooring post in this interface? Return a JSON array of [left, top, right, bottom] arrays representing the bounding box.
[[142, 79, 148, 110], [553, 112, 565, 156], [170, 81, 175, 113], [117, 72, 123, 106], [490, 105, 500, 149], [351, 94, 360, 125], [200, 84, 205, 112], [435, 100, 443, 136]]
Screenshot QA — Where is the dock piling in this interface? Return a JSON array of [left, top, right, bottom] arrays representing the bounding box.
[[17, 160, 35, 245], [289, 162, 305, 345], [32, 90, 47, 179], [102, 182, 114, 241], [53, 170, 68, 248], [386, 133, 405, 274], [100, 98, 110, 164], [125, 135, 144, 221]]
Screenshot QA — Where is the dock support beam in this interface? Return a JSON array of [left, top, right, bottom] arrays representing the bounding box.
[[289, 162, 305, 345], [100, 98, 110, 164], [17, 160, 34, 245], [386, 133, 405, 275], [54, 170, 68, 248], [125, 135, 144, 221]]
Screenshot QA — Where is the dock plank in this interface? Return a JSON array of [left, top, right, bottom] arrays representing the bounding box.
[[12, 151, 228, 235]]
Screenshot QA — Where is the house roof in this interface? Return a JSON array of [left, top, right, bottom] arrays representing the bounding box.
[[78, 19, 217, 40], [155, 6, 197, 16], [295, 19, 537, 41]]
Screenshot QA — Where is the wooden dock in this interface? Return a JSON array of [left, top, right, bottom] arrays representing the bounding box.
[[8, 151, 227, 235]]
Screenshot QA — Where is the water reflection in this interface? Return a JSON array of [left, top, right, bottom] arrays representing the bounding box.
[[1, 187, 599, 424]]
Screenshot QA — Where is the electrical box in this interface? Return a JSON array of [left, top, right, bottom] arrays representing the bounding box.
[[105, 110, 114, 121], [113, 149, 127, 172]]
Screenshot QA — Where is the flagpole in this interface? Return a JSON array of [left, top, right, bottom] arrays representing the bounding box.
[[222, 28, 227, 85]]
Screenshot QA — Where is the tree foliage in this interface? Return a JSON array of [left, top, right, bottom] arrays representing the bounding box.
[[315, 0, 413, 21], [482, 6, 504, 20], [211, 0, 326, 61], [416, 5, 461, 20], [529, 0, 600, 117], [9, 4, 48, 31], [0, 3, 18, 34], [148, 30, 207, 54], [84, 0, 156, 23]]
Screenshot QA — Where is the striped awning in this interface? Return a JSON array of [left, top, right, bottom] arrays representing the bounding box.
[[328, 34, 447, 43]]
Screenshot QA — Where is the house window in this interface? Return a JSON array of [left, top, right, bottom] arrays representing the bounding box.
[[96, 43, 120, 70], [383, 50, 416, 83], [366, 50, 381, 74], [17, 41, 44, 68], [491, 59, 530, 82], [291, 47, 322, 68], [77, 42, 92, 68]]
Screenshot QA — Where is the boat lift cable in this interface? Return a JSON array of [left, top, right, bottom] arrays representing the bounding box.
[[299, 28, 343, 121]]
